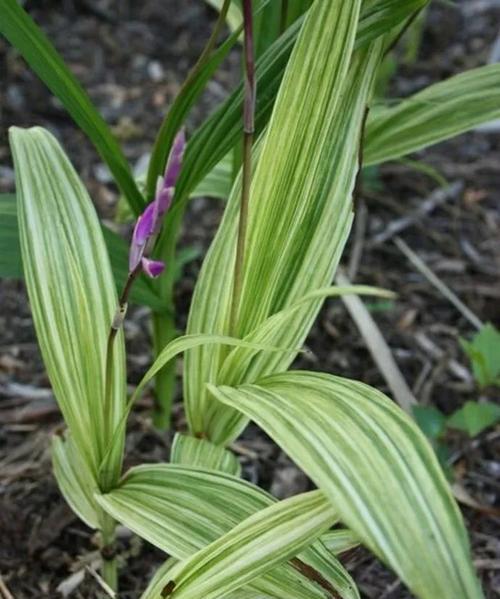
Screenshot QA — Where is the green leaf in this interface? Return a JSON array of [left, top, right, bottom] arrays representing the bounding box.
[[170, 433, 241, 477], [1, 0, 144, 214], [52, 433, 100, 529], [413, 405, 447, 440], [357, 0, 429, 49], [152, 491, 336, 599], [171, 246, 202, 283], [0, 194, 22, 278], [214, 285, 393, 440], [96, 464, 358, 599], [190, 154, 233, 200], [10, 126, 126, 484], [219, 285, 394, 387], [176, 0, 422, 209], [365, 64, 500, 166], [460, 323, 500, 388], [145, 20, 241, 199], [209, 371, 483, 598], [321, 530, 360, 556], [184, 0, 384, 444], [0, 193, 164, 310], [99, 332, 297, 478], [447, 401, 500, 437]]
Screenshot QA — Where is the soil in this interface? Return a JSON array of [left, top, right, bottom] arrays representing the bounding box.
[[1, 1, 499, 597]]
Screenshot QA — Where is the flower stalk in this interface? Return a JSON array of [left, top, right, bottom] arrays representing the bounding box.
[[99, 132, 185, 589], [229, 0, 255, 336], [103, 130, 185, 436]]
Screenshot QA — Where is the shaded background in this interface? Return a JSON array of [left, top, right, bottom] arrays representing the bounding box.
[[1, 1, 499, 596]]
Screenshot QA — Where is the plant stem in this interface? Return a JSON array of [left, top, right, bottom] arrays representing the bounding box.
[[151, 207, 181, 428], [103, 269, 138, 439], [229, 0, 255, 336], [148, 0, 233, 427], [100, 513, 118, 592], [152, 310, 177, 428]]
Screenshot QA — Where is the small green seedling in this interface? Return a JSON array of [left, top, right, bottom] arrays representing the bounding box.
[[447, 401, 500, 438], [415, 401, 500, 441], [461, 323, 500, 388]]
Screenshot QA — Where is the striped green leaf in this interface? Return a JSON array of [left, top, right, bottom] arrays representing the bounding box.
[[98, 331, 297, 479], [10, 126, 126, 486], [170, 433, 241, 476], [184, 0, 383, 444], [152, 491, 336, 599], [357, 0, 428, 49], [175, 0, 422, 212], [52, 433, 101, 529], [365, 64, 500, 166], [321, 530, 360, 556], [0, 194, 175, 310], [1, 0, 143, 214], [96, 464, 358, 599], [209, 372, 484, 599], [217, 286, 394, 430]]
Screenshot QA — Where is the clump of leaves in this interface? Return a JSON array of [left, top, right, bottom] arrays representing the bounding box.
[[4, 0, 497, 597]]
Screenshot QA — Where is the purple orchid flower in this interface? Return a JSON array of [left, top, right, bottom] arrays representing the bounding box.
[[129, 130, 186, 278]]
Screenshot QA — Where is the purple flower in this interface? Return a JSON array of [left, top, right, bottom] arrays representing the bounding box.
[[129, 130, 186, 277]]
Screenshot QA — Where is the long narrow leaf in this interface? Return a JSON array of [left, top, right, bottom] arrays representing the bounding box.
[[0, 194, 165, 309], [96, 464, 358, 599], [52, 434, 100, 529], [209, 372, 483, 599], [184, 0, 383, 444], [145, 22, 241, 199], [170, 433, 241, 476], [10, 126, 126, 485], [365, 64, 500, 166], [219, 285, 394, 390], [175, 0, 420, 209], [1, 0, 144, 214], [157, 491, 336, 599], [357, 0, 429, 48]]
